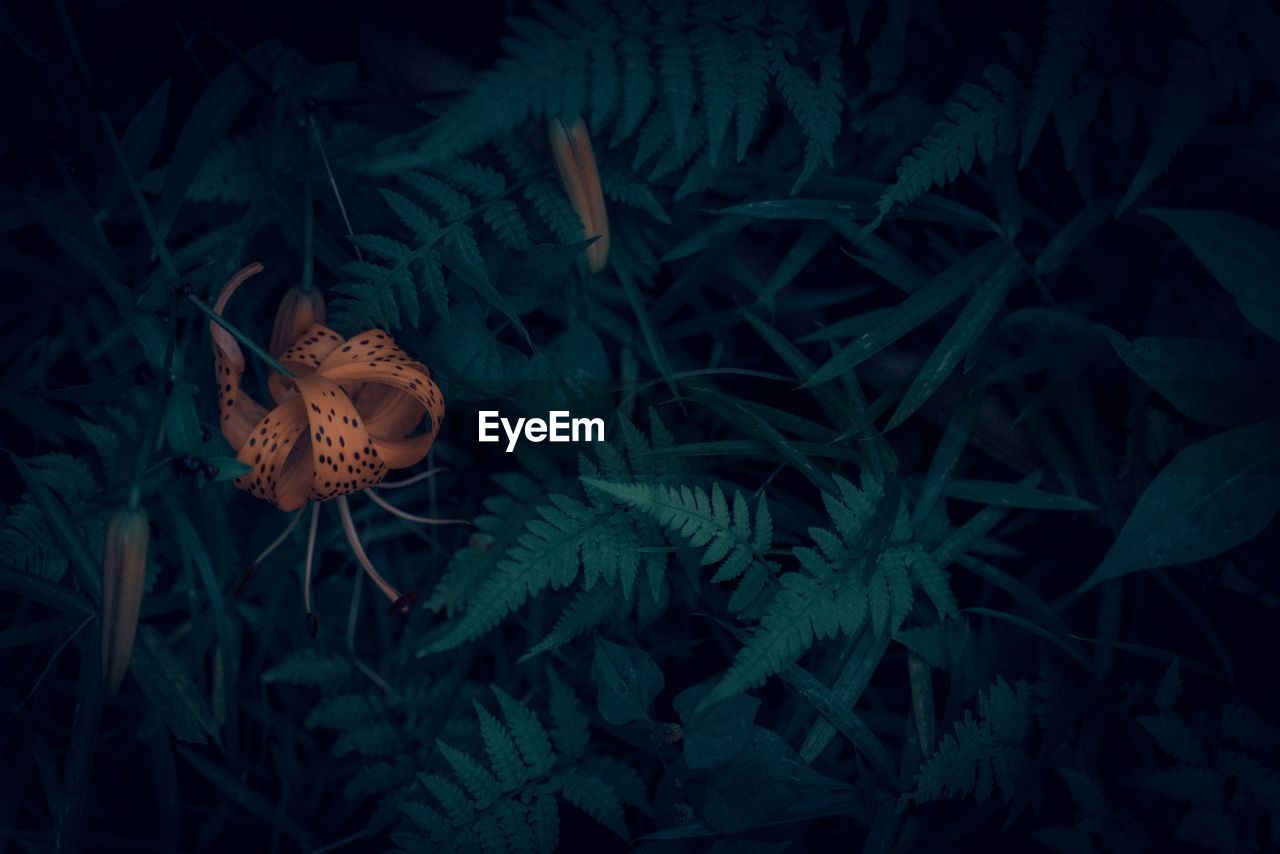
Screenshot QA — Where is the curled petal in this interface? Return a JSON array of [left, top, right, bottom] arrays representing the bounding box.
[[369, 434, 434, 469], [317, 335, 442, 471], [235, 398, 311, 511], [317, 329, 418, 372], [294, 373, 389, 500], [351, 382, 425, 441], [212, 263, 269, 448], [268, 323, 345, 405]]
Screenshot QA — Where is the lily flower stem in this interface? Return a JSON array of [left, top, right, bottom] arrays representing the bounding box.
[[186, 294, 293, 377], [301, 135, 315, 294], [60, 0, 183, 511], [126, 291, 180, 510]]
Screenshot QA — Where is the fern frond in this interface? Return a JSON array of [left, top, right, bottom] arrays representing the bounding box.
[[523, 584, 622, 661], [422, 432, 677, 654], [773, 40, 845, 193], [655, 27, 697, 151], [911, 677, 1032, 804], [732, 28, 773, 162], [492, 685, 557, 777], [547, 668, 590, 759], [387, 0, 847, 197], [420, 493, 634, 654], [1120, 1, 1280, 210], [261, 649, 356, 690], [874, 65, 1020, 226], [0, 453, 99, 582], [706, 475, 951, 704], [557, 768, 627, 838], [474, 701, 530, 792], [692, 25, 734, 164], [584, 479, 773, 591], [1021, 0, 1106, 165], [400, 683, 627, 852]]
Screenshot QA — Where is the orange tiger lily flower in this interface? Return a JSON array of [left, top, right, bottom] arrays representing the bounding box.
[[212, 263, 452, 619]]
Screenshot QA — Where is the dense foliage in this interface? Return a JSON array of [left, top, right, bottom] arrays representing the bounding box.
[[2, 0, 1280, 851]]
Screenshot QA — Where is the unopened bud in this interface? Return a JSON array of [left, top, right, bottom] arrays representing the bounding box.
[[101, 507, 150, 693], [549, 115, 609, 274], [269, 285, 327, 358]]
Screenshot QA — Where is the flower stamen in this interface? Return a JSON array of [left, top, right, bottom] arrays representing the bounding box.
[[372, 467, 449, 490], [250, 508, 305, 571], [336, 494, 404, 607], [303, 501, 321, 617], [365, 488, 469, 526]]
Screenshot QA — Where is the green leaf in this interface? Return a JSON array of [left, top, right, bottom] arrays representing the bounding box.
[[204, 457, 253, 482], [966, 607, 1090, 669], [131, 627, 220, 745], [157, 46, 265, 235], [163, 385, 202, 456], [673, 683, 760, 769], [114, 79, 171, 194], [943, 480, 1096, 511], [6, 453, 100, 601], [590, 635, 663, 726], [805, 241, 1014, 387], [1083, 418, 1280, 589], [701, 727, 854, 833], [1104, 331, 1275, 427], [1143, 208, 1280, 344], [0, 566, 93, 615], [873, 65, 1019, 228], [886, 255, 1021, 429], [177, 746, 306, 845], [782, 664, 896, 781]]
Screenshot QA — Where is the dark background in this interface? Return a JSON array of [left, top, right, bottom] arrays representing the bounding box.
[[2, 0, 1279, 852]]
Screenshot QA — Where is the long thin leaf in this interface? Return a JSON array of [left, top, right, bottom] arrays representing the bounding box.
[[887, 256, 1021, 429], [805, 241, 1013, 388]]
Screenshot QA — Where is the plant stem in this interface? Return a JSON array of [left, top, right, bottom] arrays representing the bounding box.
[[186, 294, 293, 377], [301, 137, 315, 293]]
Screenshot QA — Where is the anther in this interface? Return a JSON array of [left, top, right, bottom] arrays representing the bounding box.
[[388, 589, 418, 617]]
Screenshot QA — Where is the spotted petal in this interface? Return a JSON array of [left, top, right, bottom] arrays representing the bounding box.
[[268, 323, 345, 405], [319, 356, 445, 470], [294, 373, 389, 501], [212, 263, 269, 449], [234, 397, 311, 511]]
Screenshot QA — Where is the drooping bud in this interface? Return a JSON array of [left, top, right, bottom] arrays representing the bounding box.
[[548, 115, 609, 274], [100, 506, 150, 694], [267, 284, 327, 404], [269, 285, 327, 358]]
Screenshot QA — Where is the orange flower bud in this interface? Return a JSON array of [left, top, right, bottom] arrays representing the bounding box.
[[101, 506, 149, 694], [549, 115, 609, 274], [269, 285, 327, 358]]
